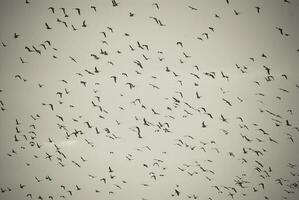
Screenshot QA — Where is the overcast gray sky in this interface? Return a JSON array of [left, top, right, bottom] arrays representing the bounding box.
[[0, 0, 299, 200]]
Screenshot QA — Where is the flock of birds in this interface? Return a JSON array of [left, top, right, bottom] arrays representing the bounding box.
[[0, 0, 299, 200]]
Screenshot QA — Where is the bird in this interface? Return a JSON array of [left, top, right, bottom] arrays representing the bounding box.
[[72, 160, 81, 167], [91, 5, 96, 12], [80, 156, 87, 162], [126, 82, 135, 89], [82, 20, 87, 27], [14, 33, 20, 38], [19, 57, 27, 63], [233, 10, 240, 15], [152, 3, 159, 9], [202, 32, 209, 39], [1, 41, 7, 47], [48, 7, 55, 13], [188, 6, 198, 10], [107, 26, 113, 33], [222, 98, 232, 106], [263, 65, 271, 75], [134, 126, 142, 138], [100, 178, 106, 183], [175, 189, 180, 196], [74, 8, 81, 15], [112, 0, 119, 7], [75, 185, 81, 190], [220, 114, 228, 123], [69, 56, 77, 63], [215, 13, 221, 18], [255, 6, 261, 13], [45, 22, 52, 29]]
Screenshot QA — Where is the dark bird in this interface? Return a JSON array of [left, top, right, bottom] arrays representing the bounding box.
[[75, 185, 81, 190], [188, 6, 198, 10], [80, 156, 87, 162], [56, 115, 64, 121], [175, 189, 180, 196], [91, 6, 97, 12], [48, 7, 55, 13], [100, 32, 107, 38], [255, 6, 260, 13], [233, 10, 240, 15], [136, 41, 144, 50], [84, 121, 92, 128], [135, 126, 142, 138], [19, 57, 27, 64], [48, 104, 54, 111], [15, 74, 22, 79], [149, 84, 160, 89], [110, 76, 117, 83], [82, 20, 87, 27], [80, 81, 87, 87], [45, 153, 53, 160], [72, 160, 81, 168], [14, 33, 20, 38], [108, 166, 114, 173], [183, 52, 191, 58], [220, 114, 228, 123], [39, 43, 46, 50], [276, 27, 284, 35], [202, 32, 209, 39], [74, 8, 81, 15], [126, 82, 135, 89], [94, 67, 99, 73], [45, 40, 51, 46], [1, 42, 7, 47], [222, 98, 232, 106], [196, 91, 202, 99], [204, 112, 213, 119], [59, 7, 68, 17], [281, 74, 288, 79], [263, 65, 271, 75], [175, 41, 183, 48], [32, 45, 41, 54], [152, 3, 159, 9], [67, 190, 72, 196], [45, 22, 52, 30], [69, 56, 77, 63], [112, 0, 119, 7], [90, 54, 99, 60], [100, 178, 106, 183], [107, 26, 113, 33], [221, 71, 229, 81], [149, 16, 160, 25], [209, 27, 215, 32]]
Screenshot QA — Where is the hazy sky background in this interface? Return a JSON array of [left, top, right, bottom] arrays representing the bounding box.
[[0, 0, 299, 200]]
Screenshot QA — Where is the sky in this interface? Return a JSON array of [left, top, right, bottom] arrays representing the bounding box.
[[0, 0, 299, 200]]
